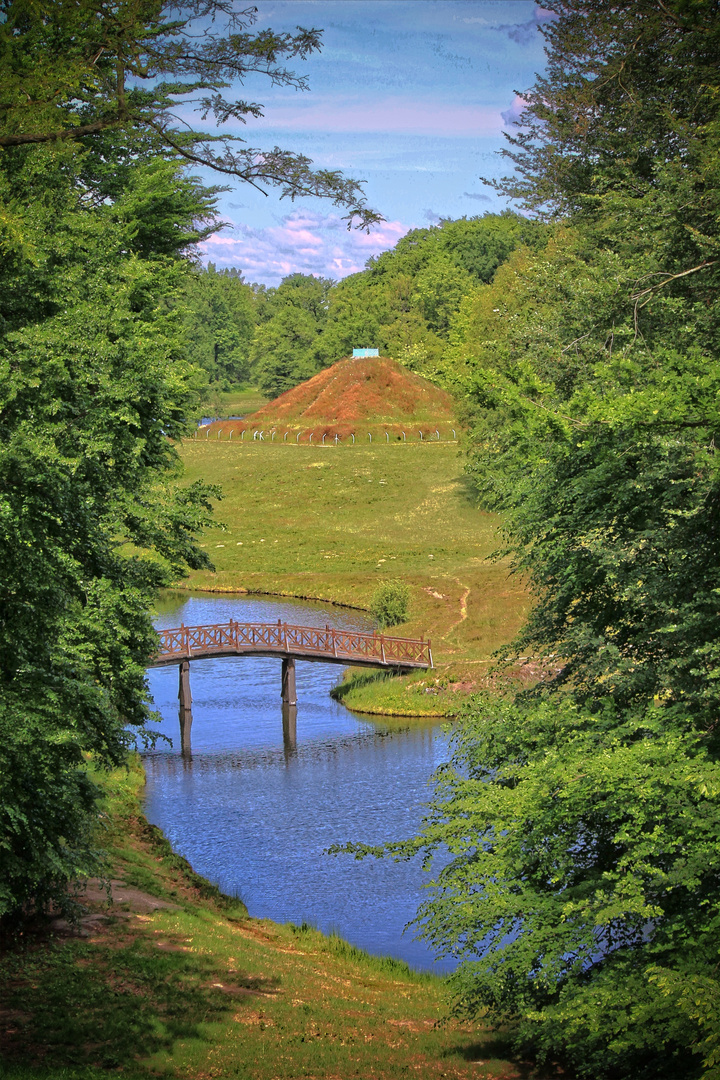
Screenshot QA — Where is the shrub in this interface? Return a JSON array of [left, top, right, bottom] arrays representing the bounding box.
[[370, 580, 410, 629]]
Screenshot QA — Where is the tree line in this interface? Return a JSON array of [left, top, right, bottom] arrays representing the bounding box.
[[182, 211, 541, 400]]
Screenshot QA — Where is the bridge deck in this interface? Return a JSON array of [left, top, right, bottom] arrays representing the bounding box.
[[151, 620, 432, 670]]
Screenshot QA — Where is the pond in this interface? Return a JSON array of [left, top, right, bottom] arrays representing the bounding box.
[[144, 590, 454, 973]]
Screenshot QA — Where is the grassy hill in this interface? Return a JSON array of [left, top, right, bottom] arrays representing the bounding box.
[[251, 355, 455, 425], [196, 357, 458, 444]]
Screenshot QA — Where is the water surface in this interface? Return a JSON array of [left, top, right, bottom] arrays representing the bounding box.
[[144, 590, 453, 972]]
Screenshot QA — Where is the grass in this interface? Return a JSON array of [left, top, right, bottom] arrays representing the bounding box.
[[0, 761, 545, 1080], [177, 439, 530, 716]]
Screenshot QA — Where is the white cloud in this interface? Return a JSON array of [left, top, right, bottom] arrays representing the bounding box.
[[200, 210, 411, 286]]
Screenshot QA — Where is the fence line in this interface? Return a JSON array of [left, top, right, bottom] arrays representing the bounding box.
[[194, 426, 457, 443]]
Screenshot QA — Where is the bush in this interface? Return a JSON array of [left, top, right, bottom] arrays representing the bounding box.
[[370, 580, 410, 629]]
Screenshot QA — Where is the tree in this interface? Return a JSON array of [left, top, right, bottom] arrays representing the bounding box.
[[411, 254, 474, 336], [315, 271, 386, 368], [363, 694, 720, 1080], [315, 214, 537, 378], [183, 264, 256, 388], [0, 145, 218, 917], [0, 2, 381, 920], [0, 0, 381, 228], [344, 4, 720, 1077], [260, 273, 334, 323], [248, 273, 333, 396], [251, 305, 319, 398]]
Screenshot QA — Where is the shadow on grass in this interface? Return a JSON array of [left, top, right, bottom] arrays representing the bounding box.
[[444, 1036, 540, 1076], [0, 927, 279, 1074], [452, 472, 484, 509]]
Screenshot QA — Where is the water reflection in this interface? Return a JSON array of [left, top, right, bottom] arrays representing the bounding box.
[[144, 590, 452, 972], [282, 702, 297, 757]]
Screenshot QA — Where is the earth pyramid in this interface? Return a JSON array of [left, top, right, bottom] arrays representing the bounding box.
[[249, 355, 455, 426]]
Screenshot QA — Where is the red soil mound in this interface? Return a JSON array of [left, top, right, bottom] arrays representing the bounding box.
[[248, 356, 455, 424]]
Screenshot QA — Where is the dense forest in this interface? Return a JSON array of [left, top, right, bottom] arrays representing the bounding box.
[[182, 211, 543, 400]]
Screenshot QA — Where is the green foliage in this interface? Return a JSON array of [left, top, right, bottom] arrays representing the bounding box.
[[249, 273, 333, 397], [0, 0, 390, 922], [0, 734, 100, 920], [341, 3, 720, 1077], [324, 214, 539, 378], [370, 580, 410, 629], [251, 304, 320, 398], [380, 696, 720, 1077], [346, 695, 720, 1078], [173, 217, 537, 401], [0, 138, 220, 920], [182, 264, 256, 389]]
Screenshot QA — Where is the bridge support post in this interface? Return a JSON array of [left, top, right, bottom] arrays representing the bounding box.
[[281, 656, 297, 706], [178, 660, 193, 755]]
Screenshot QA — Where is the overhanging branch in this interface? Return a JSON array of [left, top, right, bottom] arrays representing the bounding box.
[[0, 117, 121, 146]]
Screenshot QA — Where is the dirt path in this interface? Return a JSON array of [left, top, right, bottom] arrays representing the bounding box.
[[440, 578, 472, 642]]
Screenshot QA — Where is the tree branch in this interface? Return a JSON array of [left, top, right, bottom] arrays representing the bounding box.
[[632, 260, 717, 306], [0, 117, 122, 147]]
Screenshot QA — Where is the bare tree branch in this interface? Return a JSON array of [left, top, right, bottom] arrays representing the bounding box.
[[631, 260, 718, 307]]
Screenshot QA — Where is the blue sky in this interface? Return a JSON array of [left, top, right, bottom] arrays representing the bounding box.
[[198, 1, 551, 284]]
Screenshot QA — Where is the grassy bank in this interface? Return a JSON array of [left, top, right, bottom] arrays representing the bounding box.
[[0, 761, 540, 1080], [177, 440, 529, 716]]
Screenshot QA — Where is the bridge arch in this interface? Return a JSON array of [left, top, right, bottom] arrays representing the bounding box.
[[150, 620, 432, 754]]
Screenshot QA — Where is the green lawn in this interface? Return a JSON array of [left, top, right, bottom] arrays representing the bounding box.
[[178, 440, 530, 713]]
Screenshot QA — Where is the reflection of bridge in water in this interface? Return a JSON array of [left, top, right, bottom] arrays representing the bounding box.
[[150, 621, 433, 755]]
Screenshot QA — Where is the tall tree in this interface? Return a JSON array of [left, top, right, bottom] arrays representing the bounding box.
[[183, 264, 256, 387], [0, 2, 381, 920], [316, 214, 537, 377], [346, 4, 720, 1078], [0, 146, 217, 917], [249, 273, 333, 396], [0, 0, 381, 228]]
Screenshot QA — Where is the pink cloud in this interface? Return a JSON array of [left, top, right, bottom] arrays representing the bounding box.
[[237, 97, 505, 138], [535, 6, 560, 23], [199, 211, 411, 286], [501, 94, 532, 127]]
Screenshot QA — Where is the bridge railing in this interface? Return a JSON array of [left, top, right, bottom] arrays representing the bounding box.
[[154, 620, 432, 668]]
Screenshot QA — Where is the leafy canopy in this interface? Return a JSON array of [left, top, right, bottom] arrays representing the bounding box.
[[0, 1, 384, 920], [0, 0, 381, 228], [0, 140, 219, 918]]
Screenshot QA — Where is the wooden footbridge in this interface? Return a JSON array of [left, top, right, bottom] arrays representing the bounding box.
[[150, 620, 433, 754]]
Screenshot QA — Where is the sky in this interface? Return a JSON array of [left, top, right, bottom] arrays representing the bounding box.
[[195, 0, 551, 285]]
